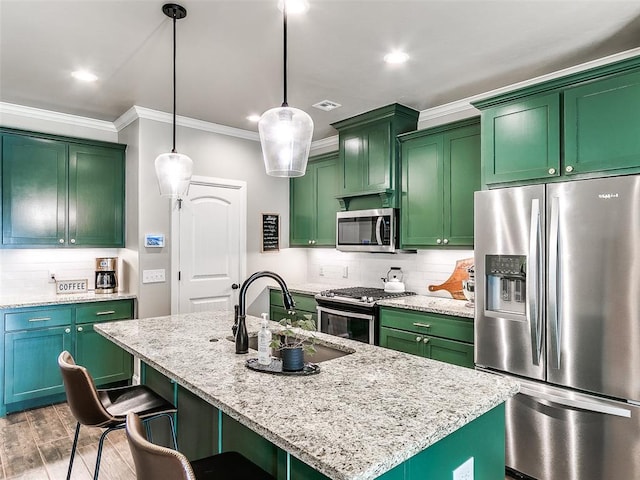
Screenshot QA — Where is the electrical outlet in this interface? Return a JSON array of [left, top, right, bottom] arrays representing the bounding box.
[[319, 266, 325, 277], [142, 269, 166, 284], [342, 266, 348, 278], [453, 457, 474, 480]]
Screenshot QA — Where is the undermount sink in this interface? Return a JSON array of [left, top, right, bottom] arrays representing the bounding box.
[[226, 335, 354, 364]]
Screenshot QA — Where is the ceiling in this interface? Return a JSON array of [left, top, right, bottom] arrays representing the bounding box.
[[2, 0, 640, 140]]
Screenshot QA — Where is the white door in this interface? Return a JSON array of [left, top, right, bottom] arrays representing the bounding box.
[[171, 176, 246, 313]]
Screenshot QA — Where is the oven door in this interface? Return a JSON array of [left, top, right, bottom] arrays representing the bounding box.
[[316, 306, 375, 344]]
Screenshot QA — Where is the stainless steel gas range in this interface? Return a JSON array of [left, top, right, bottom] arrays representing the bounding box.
[[315, 287, 416, 345]]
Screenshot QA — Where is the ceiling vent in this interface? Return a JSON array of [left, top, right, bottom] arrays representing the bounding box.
[[312, 100, 342, 111]]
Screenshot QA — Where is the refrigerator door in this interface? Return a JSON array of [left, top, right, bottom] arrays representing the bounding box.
[[503, 375, 640, 480], [474, 185, 545, 380], [546, 175, 640, 401]]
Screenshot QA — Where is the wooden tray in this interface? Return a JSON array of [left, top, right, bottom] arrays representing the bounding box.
[[428, 257, 473, 300]]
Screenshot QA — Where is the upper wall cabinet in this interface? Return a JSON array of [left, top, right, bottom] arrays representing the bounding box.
[[290, 152, 340, 247], [473, 56, 640, 187], [1, 129, 126, 248], [331, 104, 419, 209], [399, 119, 481, 248]]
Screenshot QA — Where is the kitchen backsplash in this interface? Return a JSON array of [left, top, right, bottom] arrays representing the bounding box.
[[306, 248, 474, 297], [0, 248, 125, 297]]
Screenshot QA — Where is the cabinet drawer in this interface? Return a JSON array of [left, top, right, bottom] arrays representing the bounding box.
[[5, 307, 72, 331], [269, 290, 317, 313], [428, 337, 475, 369], [76, 300, 133, 324], [380, 307, 473, 343]]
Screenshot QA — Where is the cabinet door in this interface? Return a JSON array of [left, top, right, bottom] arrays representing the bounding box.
[[564, 70, 640, 175], [1, 134, 67, 246], [313, 156, 339, 246], [400, 133, 444, 247], [75, 322, 132, 386], [483, 93, 560, 184], [425, 336, 474, 369], [379, 327, 426, 357], [444, 125, 480, 246], [339, 128, 366, 195], [289, 168, 315, 246], [4, 326, 72, 403], [269, 305, 290, 323], [363, 122, 392, 192], [68, 143, 125, 247]]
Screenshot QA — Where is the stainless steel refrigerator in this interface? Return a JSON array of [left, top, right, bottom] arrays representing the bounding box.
[[474, 175, 640, 480]]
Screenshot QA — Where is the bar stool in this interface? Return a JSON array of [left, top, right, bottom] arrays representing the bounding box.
[[58, 351, 178, 480], [125, 412, 275, 480]]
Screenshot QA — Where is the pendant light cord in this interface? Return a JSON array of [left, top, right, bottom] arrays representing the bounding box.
[[172, 10, 177, 153], [282, 4, 288, 108]]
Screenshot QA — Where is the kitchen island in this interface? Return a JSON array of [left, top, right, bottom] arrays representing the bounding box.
[[96, 311, 518, 480]]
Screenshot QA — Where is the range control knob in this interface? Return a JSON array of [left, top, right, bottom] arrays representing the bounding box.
[[367, 296, 374, 303], [360, 296, 368, 302]]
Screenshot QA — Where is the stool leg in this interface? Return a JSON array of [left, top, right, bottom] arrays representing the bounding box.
[[166, 413, 178, 450], [93, 427, 113, 480], [66, 422, 81, 480]]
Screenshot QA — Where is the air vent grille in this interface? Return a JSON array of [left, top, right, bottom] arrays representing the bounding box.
[[312, 100, 342, 111]]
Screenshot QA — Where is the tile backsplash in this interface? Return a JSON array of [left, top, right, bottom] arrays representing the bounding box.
[[0, 248, 124, 297], [306, 248, 474, 297]]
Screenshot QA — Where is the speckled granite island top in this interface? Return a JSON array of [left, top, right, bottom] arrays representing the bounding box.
[[96, 311, 517, 480], [0, 292, 136, 309]]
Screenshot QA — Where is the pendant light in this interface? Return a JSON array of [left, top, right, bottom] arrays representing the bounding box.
[[155, 3, 193, 198], [258, 1, 314, 177]]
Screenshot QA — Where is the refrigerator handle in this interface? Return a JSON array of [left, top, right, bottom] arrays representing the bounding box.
[[519, 385, 631, 418], [549, 196, 561, 369], [527, 198, 543, 366]]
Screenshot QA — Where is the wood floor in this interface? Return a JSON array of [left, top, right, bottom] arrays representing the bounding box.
[[0, 403, 135, 480], [1, 402, 520, 480]]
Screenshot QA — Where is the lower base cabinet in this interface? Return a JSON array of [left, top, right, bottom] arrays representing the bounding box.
[[1, 299, 134, 416], [379, 307, 474, 368], [269, 290, 317, 325]]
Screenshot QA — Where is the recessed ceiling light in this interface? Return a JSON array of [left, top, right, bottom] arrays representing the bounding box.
[[247, 114, 262, 122], [384, 51, 410, 65], [277, 0, 309, 14], [71, 70, 98, 82]]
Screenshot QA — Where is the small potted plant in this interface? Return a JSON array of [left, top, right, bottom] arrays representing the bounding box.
[[270, 314, 316, 371]]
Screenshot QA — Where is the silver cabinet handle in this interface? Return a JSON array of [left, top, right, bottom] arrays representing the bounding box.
[[565, 165, 574, 173], [311, 240, 316, 244], [548, 168, 556, 175], [443, 238, 449, 244], [415, 336, 422, 342], [96, 310, 116, 316], [59, 239, 65, 244], [436, 238, 442, 244], [65, 328, 71, 334], [28, 317, 51, 322], [412, 322, 431, 329], [77, 326, 83, 332], [70, 238, 76, 244], [423, 338, 429, 344]]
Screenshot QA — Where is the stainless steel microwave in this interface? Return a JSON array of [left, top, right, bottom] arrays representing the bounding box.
[[336, 208, 397, 253]]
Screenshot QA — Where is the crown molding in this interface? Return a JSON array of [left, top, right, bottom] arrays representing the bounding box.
[[114, 106, 260, 141], [0, 102, 117, 132], [310, 135, 338, 152]]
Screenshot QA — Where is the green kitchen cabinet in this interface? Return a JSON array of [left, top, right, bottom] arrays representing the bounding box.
[[564, 69, 640, 175], [379, 307, 474, 368], [480, 93, 561, 185], [331, 104, 419, 209], [290, 152, 340, 247], [1, 128, 126, 248], [1, 299, 134, 415], [399, 119, 480, 248], [269, 290, 317, 324]]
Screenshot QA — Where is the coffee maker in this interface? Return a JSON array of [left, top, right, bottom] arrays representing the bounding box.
[[95, 257, 117, 294]]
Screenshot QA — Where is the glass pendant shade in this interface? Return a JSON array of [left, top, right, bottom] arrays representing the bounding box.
[[155, 151, 193, 197], [258, 106, 313, 177]]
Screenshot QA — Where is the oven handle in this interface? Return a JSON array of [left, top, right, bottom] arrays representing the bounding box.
[[316, 306, 375, 321]]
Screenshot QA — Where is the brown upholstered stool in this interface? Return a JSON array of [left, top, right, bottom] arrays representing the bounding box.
[[58, 350, 178, 480], [126, 411, 275, 480]]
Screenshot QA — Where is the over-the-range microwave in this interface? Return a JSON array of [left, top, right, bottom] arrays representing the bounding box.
[[336, 208, 398, 253]]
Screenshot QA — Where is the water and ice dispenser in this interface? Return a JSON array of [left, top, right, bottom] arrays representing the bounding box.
[[485, 255, 526, 315]]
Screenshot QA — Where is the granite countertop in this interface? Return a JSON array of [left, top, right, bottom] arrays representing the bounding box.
[[377, 296, 474, 319], [0, 292, 137, 309], [96, 312, 517, 480], [268, 283, 341, 296]]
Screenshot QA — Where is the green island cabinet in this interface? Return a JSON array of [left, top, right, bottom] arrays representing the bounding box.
[[379, 307, 474, 369], [398, 118, 480, 248], [1, 128, 126, 248], [1, 299, 134, 416], [474, 56, 640, 186], [143, 362, 505, 480], [269, 290, 317, 324], [331, 104, 419, 209], [290, 152, 340, 247]]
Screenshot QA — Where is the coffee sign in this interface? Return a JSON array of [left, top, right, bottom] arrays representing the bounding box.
[[56, 279, 88, 294]]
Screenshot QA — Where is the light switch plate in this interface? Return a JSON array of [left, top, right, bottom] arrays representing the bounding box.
[[142, 269, 166, 284]]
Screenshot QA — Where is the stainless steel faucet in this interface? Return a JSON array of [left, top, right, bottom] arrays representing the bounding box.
[[234, 271, 295, 354]]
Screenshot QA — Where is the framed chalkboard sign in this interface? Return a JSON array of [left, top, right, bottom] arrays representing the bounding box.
[[261, 213, 280, 252]]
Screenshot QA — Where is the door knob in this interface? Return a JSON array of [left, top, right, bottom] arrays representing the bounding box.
[[231, 283, 240, 290], [565, 165, 574, 173], [443, 238, 449, 244], [415, 336, 422, 342], [59, 239, 65, 244], [436, 239, 442, 244], [77, 326, 83, 332]]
